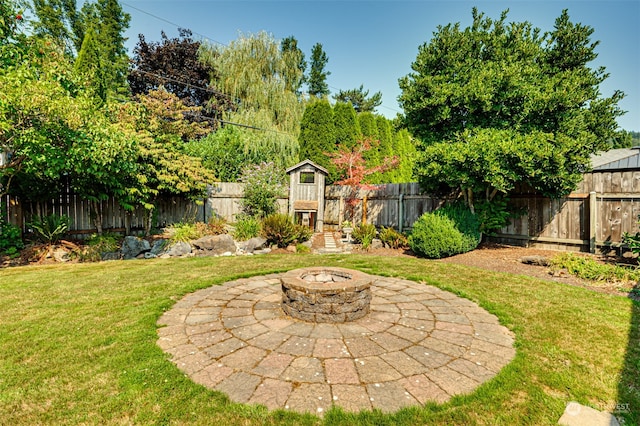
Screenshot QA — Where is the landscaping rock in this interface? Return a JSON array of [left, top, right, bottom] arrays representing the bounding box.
[[192, 234, 236, 255], [102, 252, 122, 261], [520, 255, 550, 266], [121, 236, 151, 259], [242, 237, 268, 253], [164, 241, 192, 257], [370, 238, 384, 250], [150, 239, 167, 256]]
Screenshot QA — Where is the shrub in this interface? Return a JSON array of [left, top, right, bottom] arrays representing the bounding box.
[[408, 203, 480, 258], [352, 223, 377, 250], [167, 222, 200, 243], [196, 215, 228, 236], [233, 215, 262, 241], [29, 214, 71, 243], [261, 213, 305, 248], [378, 226, 408, 249], [80, 233, 121, 262], [239, 162, 287, 218], [0, 209, 23, 256], [622, 214, 640, 256]]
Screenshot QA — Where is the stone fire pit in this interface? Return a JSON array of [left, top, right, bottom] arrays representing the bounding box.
[[280, 267, 372, 323]]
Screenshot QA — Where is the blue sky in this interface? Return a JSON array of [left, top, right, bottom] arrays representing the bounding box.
[[122, 1, 640, 132]]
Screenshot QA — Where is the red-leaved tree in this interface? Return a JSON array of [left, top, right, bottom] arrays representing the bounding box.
[[330, 138, 399, 223]]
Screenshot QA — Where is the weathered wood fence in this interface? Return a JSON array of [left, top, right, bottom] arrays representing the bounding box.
[[3, 173, 640, 252]]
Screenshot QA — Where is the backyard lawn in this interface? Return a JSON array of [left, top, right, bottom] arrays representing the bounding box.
[[0, 254, 637, 425]]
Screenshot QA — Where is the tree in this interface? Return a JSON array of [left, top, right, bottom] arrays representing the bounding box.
[[128, 29, 230, 124], [307, 42, 330, 97], [31, 0, 84, 54], [280, 35, 306, 95], [358, 112, 381, 183], [199, 31, 303, 171], [298, 98, 336, 179], [330, 138, 398, 222], [113, 89, 214, 233], [399, 8, 625, 221], [333, 102, 360, 151], [334, 85, 382, 113]]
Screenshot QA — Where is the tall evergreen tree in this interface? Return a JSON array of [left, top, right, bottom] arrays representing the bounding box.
[[307, 42, 330, 97], [376, 115, 395, 182], [280, 35, 306, 95], [334, 85, 382, 113], [333, 102, 360, 151], [358, 112, 381, 183], [298, 98, 336, 180], [31, 0, 84, 54]]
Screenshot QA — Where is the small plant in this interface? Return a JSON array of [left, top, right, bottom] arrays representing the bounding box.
[[550, 252, 640, 285], [29, 214, 71, 244], [296, 243, 311, 254], [0, 212, 23, 257], [196, 215, 228, 236], [261, 213, 299, 248], [378, 226, 408, 249], [352, 223, 377, 250], [622, 214, 640, 256], [233, 215, 262, 241], [80, 233, 121, 262], [341, 220, 352, 229], [167, 222, 200, 243]]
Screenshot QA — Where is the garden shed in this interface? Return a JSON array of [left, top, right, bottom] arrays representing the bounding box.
[[286, 159, 328, 232]]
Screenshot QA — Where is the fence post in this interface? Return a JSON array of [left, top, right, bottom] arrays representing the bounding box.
[[589, 191, 597, 254], [398, 193, 404, 233]]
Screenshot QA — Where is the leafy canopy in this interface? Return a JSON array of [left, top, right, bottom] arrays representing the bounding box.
[[399, 8, 626, 214]]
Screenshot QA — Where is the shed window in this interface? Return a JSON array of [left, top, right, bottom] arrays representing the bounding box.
[[300, 172, 315, 184]]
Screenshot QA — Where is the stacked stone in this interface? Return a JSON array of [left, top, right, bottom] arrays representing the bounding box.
[[281, 267, 372, 323]]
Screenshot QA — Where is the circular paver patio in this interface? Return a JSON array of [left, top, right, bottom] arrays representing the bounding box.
[[157, 272, 516, 415]]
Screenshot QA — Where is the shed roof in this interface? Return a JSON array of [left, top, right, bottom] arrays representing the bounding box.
[[590, 147, 640, 171], [285, 159, 328, 175]]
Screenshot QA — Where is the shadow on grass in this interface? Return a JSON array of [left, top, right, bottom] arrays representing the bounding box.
[[618, 284, 640, 424]]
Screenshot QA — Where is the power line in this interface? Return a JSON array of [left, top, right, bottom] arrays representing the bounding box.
[[123, 2, 403, 117]]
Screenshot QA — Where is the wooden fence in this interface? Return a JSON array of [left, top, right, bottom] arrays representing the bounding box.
[[3, 173, 640, 252]]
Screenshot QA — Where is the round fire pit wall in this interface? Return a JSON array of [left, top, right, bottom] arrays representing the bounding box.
[[280, 267, 372, 323]]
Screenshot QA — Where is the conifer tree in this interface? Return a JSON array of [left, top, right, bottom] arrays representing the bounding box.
[[333, 102, 360, 151], [298, 98, 336, 181], [308, 42, 330, 97]]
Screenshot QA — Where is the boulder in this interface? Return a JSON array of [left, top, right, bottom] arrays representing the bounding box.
[[370, 238, 384, 250], [192, 234, 236, 256], [520, 255, 550, 266], [242, 237, 268, 254], [164, 241, 192, 257], [150, 239, 167, 256], [121, 236, 151, 259]]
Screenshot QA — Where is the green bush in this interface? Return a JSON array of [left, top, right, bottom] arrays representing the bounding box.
[[29, 214, 70, 243], [352, 223, 377, 250], [408, 203, 480, 258], [239, 162, 287, 218], [233, 215, 262, 241], [0, 210, 23, 256], [378, 226, 408, 249], [81, 233, 121, 262], [261, 213, 303, 248]]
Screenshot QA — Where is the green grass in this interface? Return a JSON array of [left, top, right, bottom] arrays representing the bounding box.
[[0, 254, 638, 425]]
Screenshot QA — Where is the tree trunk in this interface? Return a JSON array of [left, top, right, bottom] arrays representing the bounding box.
[[91, 201, 103, 235]]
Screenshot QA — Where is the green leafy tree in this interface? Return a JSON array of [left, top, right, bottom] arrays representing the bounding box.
[[298, 98, 337, 180], [184, 125, 246, 182], [199, 31, 302, 171], [333, 102, 360, 151], [239, 162, 287, 218], [334, 85, 382, 113], [399, 8, 625, 221], [31, 0, 84, 54], [307, 42, 330, 97], [113, 89, 214, 233]]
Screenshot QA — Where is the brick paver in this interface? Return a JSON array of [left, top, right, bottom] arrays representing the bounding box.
[[157, 272, 516, 416]]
